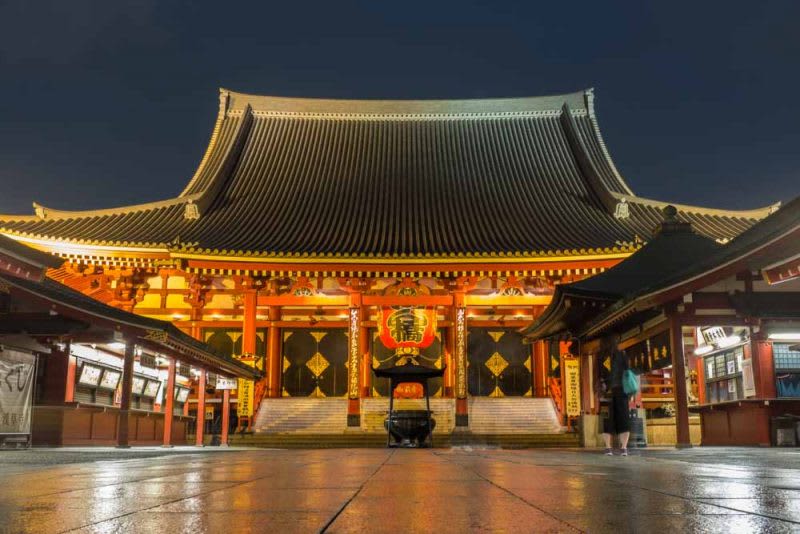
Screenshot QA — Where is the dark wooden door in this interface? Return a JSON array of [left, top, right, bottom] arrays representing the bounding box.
[[282, 329, 348, 397], [468, 328, 531, 397]]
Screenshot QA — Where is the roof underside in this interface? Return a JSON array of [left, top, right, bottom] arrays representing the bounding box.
[[0, 89, 775, 259]]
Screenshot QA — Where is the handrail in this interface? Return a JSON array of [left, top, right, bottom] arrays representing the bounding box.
[[549, 376, 565, 424]]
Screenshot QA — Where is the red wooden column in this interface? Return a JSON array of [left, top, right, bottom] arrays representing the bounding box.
[[117, 340, 136, 448], [162, 357, 177, 447], [195, 370, 207, 446], [242, 289, 257, 355], [64, 351, 76, 403], [220, 389, 231, 447], [750, 333, 777, 398], [360, 304, 371, 398], [533, 341, 548, 397], [453, 291, 468, 426], [669, 315, 692, 447], [695, 357, 706, 405], [267, 306, 282, 397], [443, 321, 455, 397], [347, 292, 362, 426]]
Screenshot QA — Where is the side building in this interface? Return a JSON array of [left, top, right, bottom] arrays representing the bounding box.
[[0, 88, 778, 444]]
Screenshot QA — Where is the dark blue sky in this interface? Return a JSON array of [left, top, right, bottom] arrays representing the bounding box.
[[1, 1, 798, 214]]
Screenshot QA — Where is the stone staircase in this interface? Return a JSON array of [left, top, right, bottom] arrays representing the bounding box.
[[253, 398, 348, 434], [361, 398, 455, 434], [225, 396, 578, 449], [468, 397, 564, 434]]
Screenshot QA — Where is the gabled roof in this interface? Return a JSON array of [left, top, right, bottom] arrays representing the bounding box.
[[524, 196, 800, 340], [0, 89, 778, 261]]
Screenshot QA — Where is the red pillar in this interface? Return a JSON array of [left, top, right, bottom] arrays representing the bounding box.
[[162, 358, 176, 447], [242, 289, 257, 355], [669, 315, 691, 447], [64, 349, 76, 403], [267, 306, 281, 397], [533, 341, 548, 397], [695, 357, 706, 405], [117, 340, 136, 448], [751, 334, 777, 398], [220, 389, 231, 447], [443, 323, 455, 397], [195, 370, 206, 446]]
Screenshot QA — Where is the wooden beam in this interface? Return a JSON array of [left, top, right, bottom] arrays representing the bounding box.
[[362, 295, 452, 306]]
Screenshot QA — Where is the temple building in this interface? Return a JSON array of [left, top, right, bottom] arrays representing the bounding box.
[[0, 88, 780, 445], [524, 197, 800, 447]]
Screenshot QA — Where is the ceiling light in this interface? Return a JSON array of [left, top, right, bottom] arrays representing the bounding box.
[[717, 335, 742, 348], [769, 332, 800, 341], [694, 345, 714, 356]]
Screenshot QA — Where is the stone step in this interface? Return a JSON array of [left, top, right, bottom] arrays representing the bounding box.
[[227, 432, 580, 449]]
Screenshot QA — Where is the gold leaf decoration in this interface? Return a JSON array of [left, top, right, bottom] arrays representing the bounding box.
[[485, 352, 509, 377]]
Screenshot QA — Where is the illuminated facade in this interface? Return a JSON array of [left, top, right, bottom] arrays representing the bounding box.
[[0, 88, 777, 433]]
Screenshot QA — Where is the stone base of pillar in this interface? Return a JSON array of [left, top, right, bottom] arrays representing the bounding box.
[[456, 398, 469, 426], [347, 414, 361, 427]]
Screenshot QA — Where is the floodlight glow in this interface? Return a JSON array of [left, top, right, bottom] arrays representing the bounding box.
[[694, 345, 714, 356], [108, 342, 126, 351]]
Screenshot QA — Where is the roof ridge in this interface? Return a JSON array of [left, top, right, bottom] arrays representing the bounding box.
[[222, 87, 591, 116], [614, 192, 781, 220], [0, 194, 200, 223]]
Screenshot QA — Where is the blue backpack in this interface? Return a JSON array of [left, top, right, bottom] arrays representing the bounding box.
[[622, 369, 640, 396]]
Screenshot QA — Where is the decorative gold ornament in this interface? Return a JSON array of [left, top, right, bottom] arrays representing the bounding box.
[[485, 352, 509, 377]]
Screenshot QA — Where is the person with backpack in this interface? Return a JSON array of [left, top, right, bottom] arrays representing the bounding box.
[[596, 334, 638, 456]]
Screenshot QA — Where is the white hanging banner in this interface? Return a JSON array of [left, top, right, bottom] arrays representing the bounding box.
[[0, 349, 36, 434], [741, 358, 756, 398]]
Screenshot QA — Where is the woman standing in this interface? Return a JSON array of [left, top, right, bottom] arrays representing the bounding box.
[[597, 335, 632, 456]]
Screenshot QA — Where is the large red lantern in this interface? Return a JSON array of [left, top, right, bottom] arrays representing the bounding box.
[[377, 306, 438, 365]]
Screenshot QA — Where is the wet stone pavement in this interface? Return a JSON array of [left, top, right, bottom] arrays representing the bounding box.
[[0, 447, 799, 533]]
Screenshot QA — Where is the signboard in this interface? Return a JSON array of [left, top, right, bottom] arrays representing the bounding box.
[[741, 358, 756, 398], [215, 376, 237, 390], [138, 353, 156, 369], [0, 350, 36, 434], [205, 406, 215, 421], [237, 358, 256, 418], [563, 357, 581, 417]]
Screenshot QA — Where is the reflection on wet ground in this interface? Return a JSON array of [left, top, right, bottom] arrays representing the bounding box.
[[0, 447, 799, 533]]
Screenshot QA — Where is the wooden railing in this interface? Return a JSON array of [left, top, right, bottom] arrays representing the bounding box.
[[549, 377, 565, 424], [640, 376, 674, 401]]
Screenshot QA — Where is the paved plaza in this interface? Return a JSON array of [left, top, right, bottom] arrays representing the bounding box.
[[1, 447, 800, 533]]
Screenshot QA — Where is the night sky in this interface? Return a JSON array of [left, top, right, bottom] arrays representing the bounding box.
[[1, 1, 798, 214]]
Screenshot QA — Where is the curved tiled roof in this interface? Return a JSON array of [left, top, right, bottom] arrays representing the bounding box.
[[0, 89, 778, 260]]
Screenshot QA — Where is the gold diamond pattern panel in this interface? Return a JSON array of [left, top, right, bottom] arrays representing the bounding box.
[[488, 331, 505, 343], [485, 352, 509, 377], [306, 352, 330, 377]]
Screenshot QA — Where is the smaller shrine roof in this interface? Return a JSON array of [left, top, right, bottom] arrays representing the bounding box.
[[524, 196, 800, 341], [0, 272, 260, 379]]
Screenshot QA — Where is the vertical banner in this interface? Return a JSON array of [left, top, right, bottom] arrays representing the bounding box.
[[236, 358, 256, 418], [563, 357, 581, 417], [741, 358, 756, 398], [348, 308, 360, 399], [0, 350, 36, 434], [455, 308, 467, 399]]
